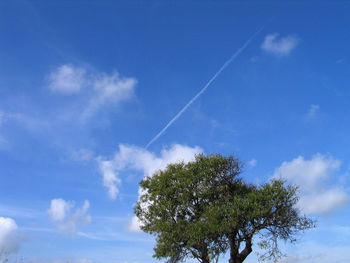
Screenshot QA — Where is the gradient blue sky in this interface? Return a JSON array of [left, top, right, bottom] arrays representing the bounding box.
[[1, 1, 350, 262]]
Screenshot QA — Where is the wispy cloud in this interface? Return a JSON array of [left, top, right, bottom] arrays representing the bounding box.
[[81, 72, 136, 120], [277, 241, 350, 263], [70, 148, 94, 162], [336, 58, 345, 64], [0, 111, 21, 126], [0, 111, 22, 147], [0, 204, 44, 219], [48, 199, 91, 234], [47, 64, 137, 121], [48, 64, 87, 94], [261, 33, 299, 56], [248, 158, 257, 168], [306, 104, 320, 119], [273, 154, 349, 215]]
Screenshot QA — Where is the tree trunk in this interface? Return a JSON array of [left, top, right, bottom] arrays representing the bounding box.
[[238, 238, 252, 262], [198, 253, 210, 263], [197, 246, 210, 263], [228, 233, 239, 263], [228, 237, 252, 263], [229, 258, 241, 263]]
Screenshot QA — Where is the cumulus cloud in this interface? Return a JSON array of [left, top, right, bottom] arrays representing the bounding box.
[[49, 64, 86, 94], [48, 199, 91, 234], [261, 33, 299, 56], [97, 144, 203, 200], [97, 144, 203, 232], [47, 199, 73, 221], [0, 217, 22, 256], [273, 154, 349, 215], [299, 188, 349, 215]]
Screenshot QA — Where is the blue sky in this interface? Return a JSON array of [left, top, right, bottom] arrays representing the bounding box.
[[1, 0, 350, 262]]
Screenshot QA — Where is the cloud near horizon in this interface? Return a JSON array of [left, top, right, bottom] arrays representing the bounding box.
[[261, 33, 299, 56], [0, 217, 23, 255], [273, 154, 349, 215]]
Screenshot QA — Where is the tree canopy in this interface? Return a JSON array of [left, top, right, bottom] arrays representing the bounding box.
[[135, 154, 315, 263]]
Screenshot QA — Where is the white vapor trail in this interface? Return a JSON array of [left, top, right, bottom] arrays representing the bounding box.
[[145, 27, 263, 149]]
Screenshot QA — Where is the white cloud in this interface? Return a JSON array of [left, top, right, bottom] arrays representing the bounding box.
[[93, 72, 136, 106], [48, 64, 137, 120], [97, 144, 203, 200], [128, 216, 142, 233], [49, 64, 86, 94], [81, 72, 136, 120], [97, 144, 203, 232], [307, 104, 320, 119], [261, 33, 299, 56], [274, 154, 340, 191], [299, 188, 349, 215], [98, 160, 121, 200], [48, 199, 91, 234], [0, 217, 22, 255], [47, 199, 73, 221], [273, 154, 349, 215], [248, 159, 257, 168]]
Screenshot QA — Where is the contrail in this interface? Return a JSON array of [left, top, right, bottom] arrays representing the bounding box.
[[145, 27, 263, 149]]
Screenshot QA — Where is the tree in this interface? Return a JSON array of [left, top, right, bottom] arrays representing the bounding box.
[[135, 154, 315, 263]]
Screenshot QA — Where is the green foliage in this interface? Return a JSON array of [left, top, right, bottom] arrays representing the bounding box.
[[135, 154, 315, 263]]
